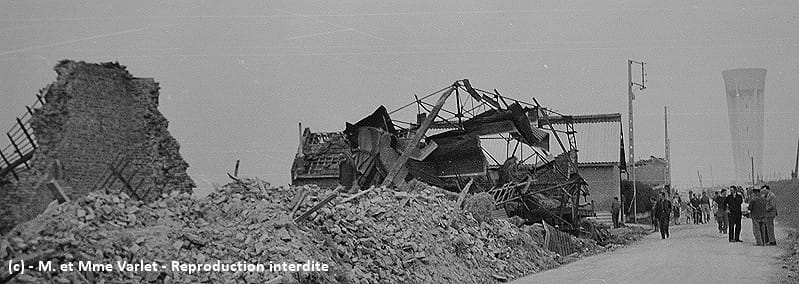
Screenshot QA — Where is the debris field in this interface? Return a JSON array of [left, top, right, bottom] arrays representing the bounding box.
[[0, 177, 644, 283]]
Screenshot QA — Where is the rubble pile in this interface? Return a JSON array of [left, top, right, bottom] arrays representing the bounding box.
[[1, 178, 608, 283], [2, 181, 343, 283], [783, 230, 799, 279], [304, 185, 561, 283], [768, 180, 799, 280], [606, 226, 648, 245]]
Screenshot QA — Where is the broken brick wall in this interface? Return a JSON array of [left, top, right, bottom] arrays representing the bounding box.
[[0, 60, 194, 234]]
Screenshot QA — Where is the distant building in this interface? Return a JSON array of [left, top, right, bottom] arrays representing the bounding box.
[[628, 156, 668, 187]]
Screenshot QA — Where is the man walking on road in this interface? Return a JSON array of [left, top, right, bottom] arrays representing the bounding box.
[[654, 192, 672, 239], [761, 185, 777, 246], [714, 189, 728, 234], [747, 187, 768, 246], [611, 196, 621, 228], [725, 186, 744, 242]]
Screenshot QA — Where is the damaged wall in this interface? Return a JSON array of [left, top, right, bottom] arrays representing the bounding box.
[[0, 60, 194, 234]]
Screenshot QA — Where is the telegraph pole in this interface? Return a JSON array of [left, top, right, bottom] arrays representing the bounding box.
[[751, 156, 756, 186], [628, 60, 646, 223], [697, 169, 703, 188], [664, 106, 671, 192]]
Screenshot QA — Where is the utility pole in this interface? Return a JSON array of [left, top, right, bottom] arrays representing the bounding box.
[[751, 156, 756, 187], [709, 165, 714, 187], [697, 169, 703, 188], [792, 138, 798, 180], [628, 60, 646, 223], [664, 106, 671, 191]]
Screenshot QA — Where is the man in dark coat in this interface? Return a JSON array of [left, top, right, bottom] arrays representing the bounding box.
[[654, 192, 672, 239], [714, 189, 728, 234], [725, 186, 744, 242], [747, 187, 768, 246], [761, 185, 778, 246], [690, 193, 702, 224]]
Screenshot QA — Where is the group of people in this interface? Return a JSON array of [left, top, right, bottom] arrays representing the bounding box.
[[644, 185, 778, 245], [684, 191, 712, 224], [707, 185, 777, 245], [747, 185, 778, 246]]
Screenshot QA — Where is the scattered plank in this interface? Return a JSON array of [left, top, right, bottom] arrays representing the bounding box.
[[342, 187, 374, 203], [294, 186, 344, 223], [45, 180, 71, 203], [456, 178, 474, 209], [382, 85, 455, 187]]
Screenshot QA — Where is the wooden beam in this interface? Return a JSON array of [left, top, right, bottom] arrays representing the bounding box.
[[110, 165, 142, 200], [456, 178, 474, 209], [45, 180, 72, 203], [6, 132, 29, 169], [16, 118, 35, 150], [0, 151, 32, 180], [342, 187, 374, 203], [381, 85, 456, 187], [295, 188, 341, 223]]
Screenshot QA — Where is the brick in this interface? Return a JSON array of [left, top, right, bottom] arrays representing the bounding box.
[[0, 60, 195, 234]]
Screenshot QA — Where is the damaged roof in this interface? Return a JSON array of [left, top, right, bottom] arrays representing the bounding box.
[[545, 113, 623, 165], [291, 129, 348, 180]]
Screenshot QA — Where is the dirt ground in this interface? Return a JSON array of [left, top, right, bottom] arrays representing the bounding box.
[[511, 221, 790, 284]]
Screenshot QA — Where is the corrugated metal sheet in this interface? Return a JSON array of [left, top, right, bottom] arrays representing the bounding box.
[[548, 121, 621, 164]]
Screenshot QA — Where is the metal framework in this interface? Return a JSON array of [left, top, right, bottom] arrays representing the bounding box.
[[389, 80, 588, 229], [389, 80, 578, 170]]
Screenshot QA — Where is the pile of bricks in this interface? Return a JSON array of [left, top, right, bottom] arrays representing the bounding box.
[[1, 177, 616, 283]]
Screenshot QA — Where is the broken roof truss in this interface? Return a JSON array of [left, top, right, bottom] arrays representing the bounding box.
[[383, 80, 590, 229]]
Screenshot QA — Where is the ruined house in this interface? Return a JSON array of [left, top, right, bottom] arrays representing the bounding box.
[[291, 80, 595, 230], [290, 127, 348, 189], [0, 60, 195, 234]]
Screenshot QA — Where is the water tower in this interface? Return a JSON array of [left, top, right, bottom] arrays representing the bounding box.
[[722, 68, 766, 185]]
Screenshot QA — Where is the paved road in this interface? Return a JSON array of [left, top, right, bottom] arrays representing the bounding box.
[[511, 221, 788, 284]]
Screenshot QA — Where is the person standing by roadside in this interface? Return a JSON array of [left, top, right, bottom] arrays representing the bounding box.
[[725, 186, 744, 242], [650, 196, 659, 232], [700, 192, 711, 224], [712, 191, 723, 233], [690, 193, 702, 224], [682, 194, 692, 224], [654, 192, 673, 239], [611, 196, 621, 229], [747, 187, 768, 246], [761, 185, 777, 246], [672, 195, 681, 225], [714, 189, 728, 234]]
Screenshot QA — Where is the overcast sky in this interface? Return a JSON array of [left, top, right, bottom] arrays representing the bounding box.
[[2, 0, 798, 194]]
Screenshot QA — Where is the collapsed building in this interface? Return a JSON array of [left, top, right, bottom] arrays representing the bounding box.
[[292, 80, 625, 231], [0, 60, 195, 234]]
